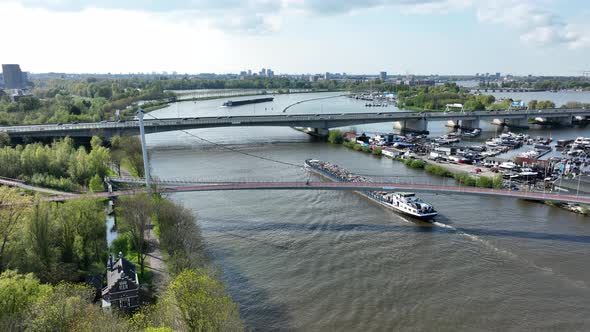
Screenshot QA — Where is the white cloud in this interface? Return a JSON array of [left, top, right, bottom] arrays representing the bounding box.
[[0, 2, 236, 73], [476, 0, 587, 48]]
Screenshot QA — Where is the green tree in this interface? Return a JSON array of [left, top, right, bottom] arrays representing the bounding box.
[[26, 283, 94, 332], [117, 194, 153, 277], [537, 100, 556, 109], [0, 270, 50, 331], [0, 187, 31, 271], [28, 203, 53, 279], [328, 130, 343, 144], [528, 99, 538, 110], [88, 174, 105, 193], [167, 269, 243, 332]]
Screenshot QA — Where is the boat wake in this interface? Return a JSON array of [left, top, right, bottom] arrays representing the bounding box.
[[432, 221, 588, 289]]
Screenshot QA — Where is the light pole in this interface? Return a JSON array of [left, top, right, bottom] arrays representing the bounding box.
[[137, 109, 151, 190]]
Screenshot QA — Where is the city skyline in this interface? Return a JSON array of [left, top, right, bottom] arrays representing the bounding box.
[[1, 0, 589, 75]]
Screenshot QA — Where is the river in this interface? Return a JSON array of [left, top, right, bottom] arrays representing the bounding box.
[[147, 91, 590, 331]]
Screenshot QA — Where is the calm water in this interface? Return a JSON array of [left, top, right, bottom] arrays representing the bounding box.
[[147, 92, 590, 331]]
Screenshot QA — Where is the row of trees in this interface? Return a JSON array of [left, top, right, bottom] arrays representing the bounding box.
[[0, 188, 107, 282], [0, 189, 243, 331], [0, 268, 242, 332], [0, 137, 110, 191], [0, 77, 173, 125], [398, 84, 496, 111], [499, 79, 590, 91], [0, 135, 144, 191]]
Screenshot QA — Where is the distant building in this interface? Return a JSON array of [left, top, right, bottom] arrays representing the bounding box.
[[2, 64, 26, 89], [102, 252, 140, 312], [260, 68, 266, 77], [380, 71, 387, 81], [0, 73, 4, 88], [324, 72, 330, 80]]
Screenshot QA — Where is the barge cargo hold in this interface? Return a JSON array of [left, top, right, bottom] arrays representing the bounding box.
[[222, 97, 274, 107], [304, 159, 437, 221]]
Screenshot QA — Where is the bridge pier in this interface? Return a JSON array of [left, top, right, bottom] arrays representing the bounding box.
[[460, 119, 480, 130], [505, 118, 530, 129], [297, 127, 329, 137], [446, 118, 480, 130], [556, 117, 573, 127], [393, 118, 428, 134]]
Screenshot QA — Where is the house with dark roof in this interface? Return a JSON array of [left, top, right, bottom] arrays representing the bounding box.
[[102, 252, 140, 312]]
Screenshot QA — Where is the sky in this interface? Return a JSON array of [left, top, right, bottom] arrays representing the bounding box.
[[0, 0, 588, 75]]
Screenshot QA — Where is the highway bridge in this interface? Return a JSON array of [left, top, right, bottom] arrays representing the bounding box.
[[2, 108, 590, 139]]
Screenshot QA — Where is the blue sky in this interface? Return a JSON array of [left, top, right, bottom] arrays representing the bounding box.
[[1, 0, 588, 75]]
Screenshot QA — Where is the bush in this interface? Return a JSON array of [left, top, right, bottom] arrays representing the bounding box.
[[475, 176, 493, 188], [372, 148, 382, 156], [353, 144, 363, 151], [425, 164, 451, 177], [343, 141, 355, 149], [88, 174, 105, 192], [404, 159, 426, 169], [454, 172, 476, 186], [110, 233, 131, 256], [361, 146, 371, 153], [328, 130, 343, 144], [492, 175, 504, 189]]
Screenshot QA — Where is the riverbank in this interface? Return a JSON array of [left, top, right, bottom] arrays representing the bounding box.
[[337, 134, 502, 189]]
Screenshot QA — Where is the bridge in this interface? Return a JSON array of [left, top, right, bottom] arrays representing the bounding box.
[[2, 108, 590, 139], [40, 179, 590, 205]]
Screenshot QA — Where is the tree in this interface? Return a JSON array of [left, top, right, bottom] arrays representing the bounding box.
[[120, 136, 145, 177], [328, 130, 343, 144], [89, 174, 105, 193], [90, 136, 103, 150], [537, 100, 556, 109], [464, 99, 486, 111], [528, 99, 538, 110], [0, 270, 50, 331], [117, 194, 153, 277], [167, 269, 243, 332], [0, 132, 10, 148], [57, 199, 106, 273], [26, 282, 95, 332], [0, 188, 31, 271], [28, 203, 53, 280]]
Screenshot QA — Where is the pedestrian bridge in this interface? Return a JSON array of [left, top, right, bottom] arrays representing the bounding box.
[[81, 177, 590, 205], [2, 108, 590, 138]]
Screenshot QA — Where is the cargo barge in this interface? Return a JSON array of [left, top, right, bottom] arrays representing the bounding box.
[[222, 97, 274, 107], [304, 159, 437, 221]]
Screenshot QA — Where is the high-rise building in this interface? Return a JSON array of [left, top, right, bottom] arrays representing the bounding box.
[[380, 71, 387, 81], [2, 64, 25, 89], [260, 68, 266, 76]]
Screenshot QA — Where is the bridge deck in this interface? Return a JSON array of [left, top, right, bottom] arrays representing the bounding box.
[[45, 180, 590, 205], [2, 108, 590, 138]]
